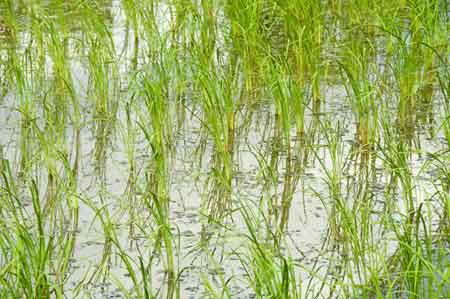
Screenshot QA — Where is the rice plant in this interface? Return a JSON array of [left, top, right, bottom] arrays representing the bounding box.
[[0, 1, 448, 298]]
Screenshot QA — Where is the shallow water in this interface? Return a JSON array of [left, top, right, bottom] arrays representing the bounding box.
[[0, 1, 448, 298]]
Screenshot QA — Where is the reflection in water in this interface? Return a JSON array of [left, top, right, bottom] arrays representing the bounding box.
[[0, 1, 448, 298]]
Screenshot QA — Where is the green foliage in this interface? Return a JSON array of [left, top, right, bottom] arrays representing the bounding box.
[[0, 1, 448, 298]]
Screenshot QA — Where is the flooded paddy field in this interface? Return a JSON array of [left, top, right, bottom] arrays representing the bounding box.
[[0, 1, 449, 298]]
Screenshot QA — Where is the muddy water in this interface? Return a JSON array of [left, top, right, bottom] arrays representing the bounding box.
[[1, 86, 446, 298], [0, 1, 448, 298]]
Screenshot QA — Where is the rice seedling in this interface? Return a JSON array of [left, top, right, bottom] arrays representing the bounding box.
[[235, 202, 302, 299], [193, 59, 237, 223], [0, 1, 448, 298]]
